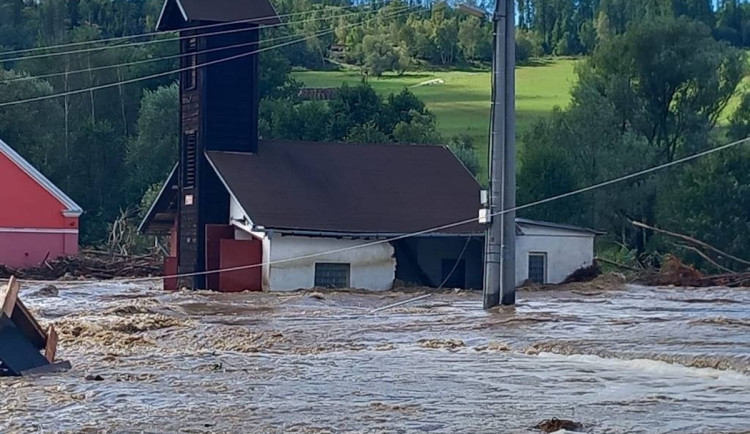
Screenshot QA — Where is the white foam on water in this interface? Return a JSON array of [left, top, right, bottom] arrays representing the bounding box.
[[536, 352, 750, 382]]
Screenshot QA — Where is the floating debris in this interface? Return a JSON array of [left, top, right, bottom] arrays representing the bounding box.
[[418, 338, 465, 350], [0, 250, 162, 280], [535, 418, 583, 433], [0, 277, 70, 376]]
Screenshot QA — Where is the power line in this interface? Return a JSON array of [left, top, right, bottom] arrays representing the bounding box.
[[0, 5, 416, 108], [0, 0, 397, 60], [0, 5, 393, 65], [15, 135, 747, 287], [1, 32, 308, 85], [134, 136, 750, 283]]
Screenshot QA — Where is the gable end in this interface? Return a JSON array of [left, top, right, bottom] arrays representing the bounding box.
[[0, 139, 83, 217]]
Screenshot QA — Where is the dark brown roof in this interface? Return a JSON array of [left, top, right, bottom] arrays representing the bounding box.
[[206, 141, 483, 235], [156, 0, 280, 31], [138, 165, 179, 234]]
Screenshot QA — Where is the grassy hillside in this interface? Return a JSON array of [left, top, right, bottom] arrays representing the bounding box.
[[293, 58, 579, 163]]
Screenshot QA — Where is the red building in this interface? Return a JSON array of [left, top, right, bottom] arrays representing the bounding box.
[[0, 138, 82, 268]]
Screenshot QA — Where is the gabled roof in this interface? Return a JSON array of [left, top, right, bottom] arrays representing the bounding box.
[[138, 165, 179, 234], [205, 140, 484, 236], [139, 142, 604, 238], [516, 218, 603, 236], [156, 0, 281, 31], [0, 138, 83, 218]]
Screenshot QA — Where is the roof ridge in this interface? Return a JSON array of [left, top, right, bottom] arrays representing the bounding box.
[[0, 138, 83, 217], [259, 139, 450, 149]]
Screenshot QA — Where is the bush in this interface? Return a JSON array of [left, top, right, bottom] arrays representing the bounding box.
[[449, 135, 481, 178], [516, 30, 543, 62]]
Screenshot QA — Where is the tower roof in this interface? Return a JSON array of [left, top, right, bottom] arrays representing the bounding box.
[[156, 0, 281, 31]]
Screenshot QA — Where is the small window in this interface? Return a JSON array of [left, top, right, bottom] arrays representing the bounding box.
[[183, 131, 197, 189], [183, 55, 197, 90], [528, 253, 547, 284], [183, 38, 198, 90], [185, 38, 198, 52], [314, 263, 350, 288]]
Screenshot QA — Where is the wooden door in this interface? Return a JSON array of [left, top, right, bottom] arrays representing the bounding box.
[[219, 238, 263, 292], [205, 224, 235, 290]]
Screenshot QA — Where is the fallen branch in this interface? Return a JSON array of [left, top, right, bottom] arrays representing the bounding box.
[[632, 221, 750, 268], [670, 242, 735, 274], [594, 256, 640, 272]]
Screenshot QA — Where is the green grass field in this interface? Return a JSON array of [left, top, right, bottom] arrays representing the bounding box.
[[292, 58, 579, 162]]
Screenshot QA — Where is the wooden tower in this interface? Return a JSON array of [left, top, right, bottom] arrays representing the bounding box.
[[156, 0, 280, 288]]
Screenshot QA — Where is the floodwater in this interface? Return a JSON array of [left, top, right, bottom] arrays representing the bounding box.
[[1, 280, 749, 433]]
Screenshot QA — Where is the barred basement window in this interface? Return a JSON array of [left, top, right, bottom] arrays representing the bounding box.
[[183, 131, 197, 189], [528, 253, 547, 284], [314, 263, 350, 289]]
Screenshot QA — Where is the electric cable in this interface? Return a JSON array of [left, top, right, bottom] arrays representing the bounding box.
[[11, 135, 748, 286]]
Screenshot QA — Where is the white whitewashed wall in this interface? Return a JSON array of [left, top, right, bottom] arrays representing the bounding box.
[[515, 224, 595, 285], [268, 235, 395, 291]]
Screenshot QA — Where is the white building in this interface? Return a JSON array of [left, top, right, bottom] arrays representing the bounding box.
[[142, 141, 600, 292], [514, 219, 598, 286]]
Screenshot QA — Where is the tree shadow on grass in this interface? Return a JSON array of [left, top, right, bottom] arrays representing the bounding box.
[[517, 58, 557, 68], [370, 72, 434, 80]]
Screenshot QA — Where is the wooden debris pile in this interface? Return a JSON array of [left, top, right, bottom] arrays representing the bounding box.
[[562, 262, 602, 284], [630, 221, 750, 288], [639, 255, 750, 288], [0, 250, 162, 281]]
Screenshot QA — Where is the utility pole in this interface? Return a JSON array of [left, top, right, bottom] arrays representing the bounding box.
[[483, 0, 516, 309]]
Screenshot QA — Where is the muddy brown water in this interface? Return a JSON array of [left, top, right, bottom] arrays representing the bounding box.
[[1, 283, 749, 433]]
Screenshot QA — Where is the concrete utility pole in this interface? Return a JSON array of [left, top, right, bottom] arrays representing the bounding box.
[[483, 0, 516, 309]]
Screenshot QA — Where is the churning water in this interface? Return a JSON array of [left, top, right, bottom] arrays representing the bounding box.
[[1, 282, 749, 433]]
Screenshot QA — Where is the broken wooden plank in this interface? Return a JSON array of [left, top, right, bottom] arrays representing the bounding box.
[[1, 276, 19, 318], [44, 326, 58, 363]]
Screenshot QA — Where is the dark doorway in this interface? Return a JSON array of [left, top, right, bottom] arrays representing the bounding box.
[[441, 259, 466, 288]]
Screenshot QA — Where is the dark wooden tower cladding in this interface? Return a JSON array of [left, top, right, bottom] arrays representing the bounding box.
[[156, 0, 280, 288]]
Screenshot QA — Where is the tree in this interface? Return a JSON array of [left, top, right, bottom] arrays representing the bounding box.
[[392, 111, 441, 144], [589, 16, 745, 164], [259, 49, 300, 100], [657, 149, 750, 267], [518, 119, 582, 224], [346, 121, 389, 144], [516, 30, 543, 62], [361, 34, 399, 77], [261, 83, 442, 146], [126, 84, 179, 203], [448, 134, 481, 179], [458, 16, 483, 61], [432, 17, 459, 64], [727, 93, 750, 141], [67, 119, 128, 245], [328, 82, 385, 140], [0, 70, 64, 180], [517, 15, 747, 255], [380, 88, 431, 134]]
